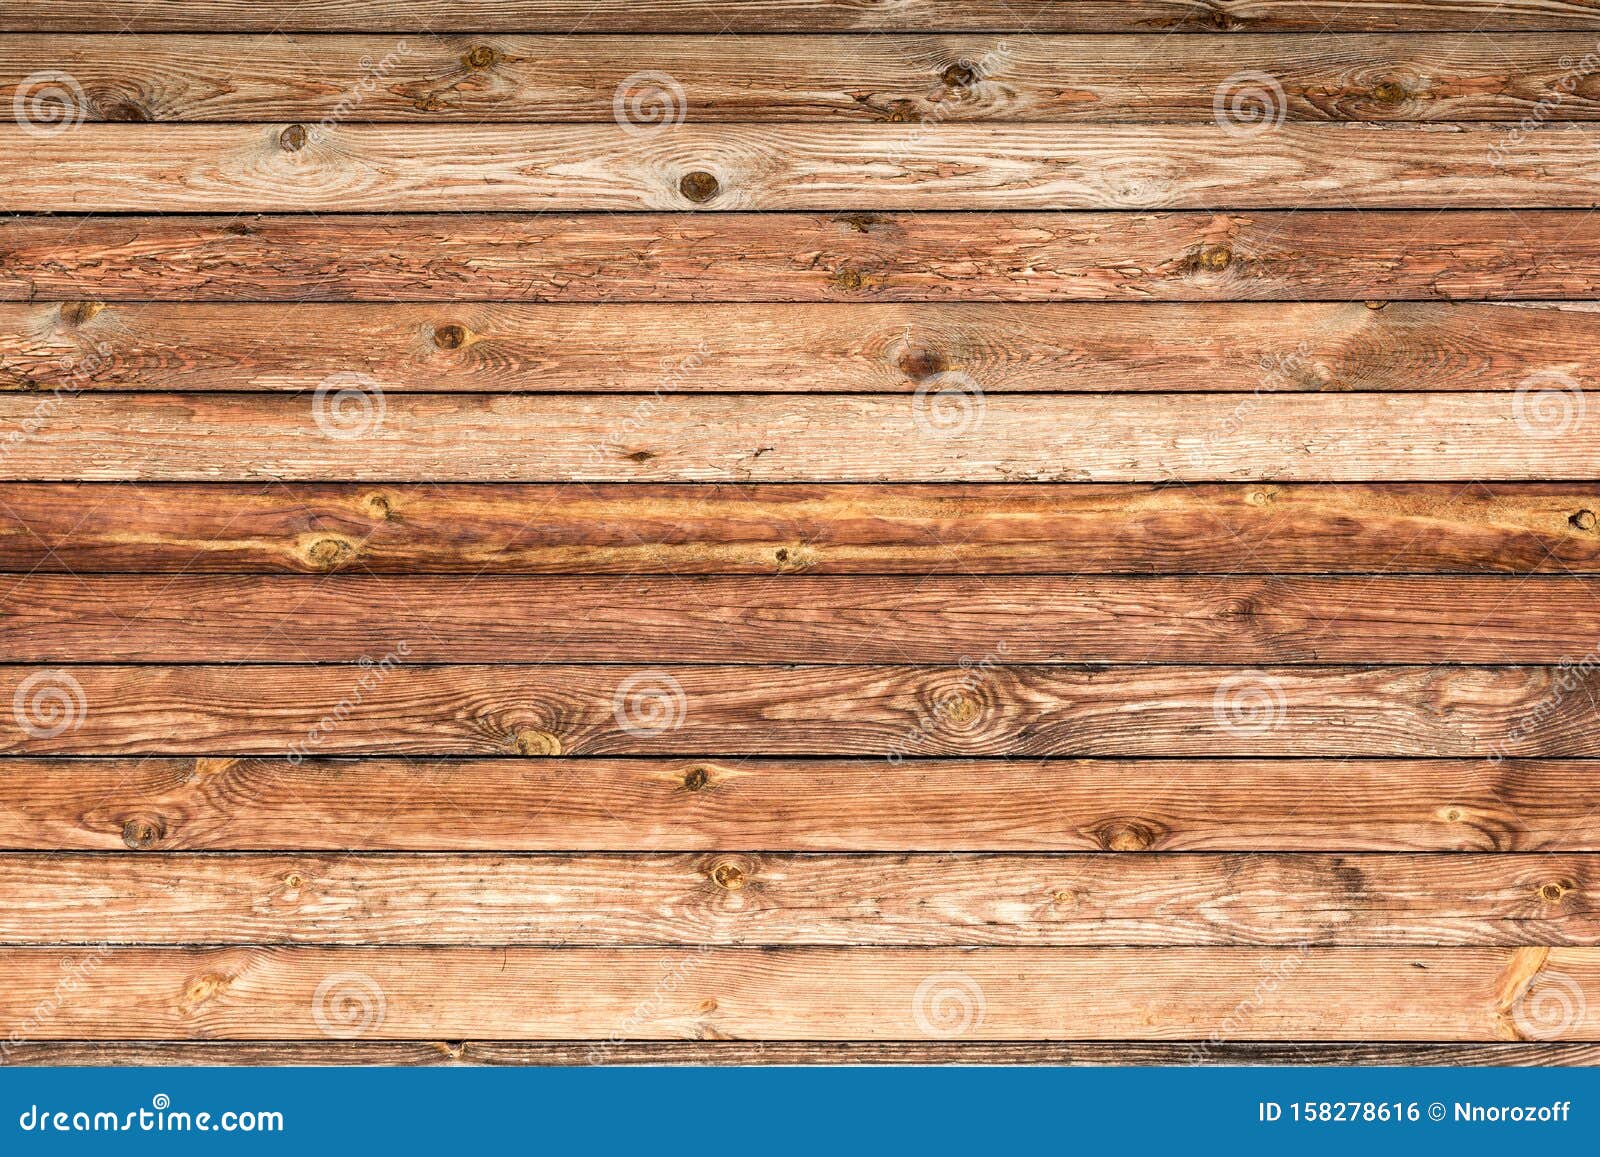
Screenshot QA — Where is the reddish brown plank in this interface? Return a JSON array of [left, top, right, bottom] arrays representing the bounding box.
[[4, 212, 1593, 302], [7, 301, 1598, 394], [13, 0, 1600, 32], [0, 393, 1595, 482], [0, 664, 1594, 757], [6, 34, 1599, 123], [7, 124, 1600, 212], [0, 946, 1589, 1040], [0, 756, 1586, 853], [0, 483, 1594, 576], [5, 574, 1598, 664]]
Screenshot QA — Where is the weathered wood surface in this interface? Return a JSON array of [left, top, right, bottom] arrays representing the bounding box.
[[7, 212, 1597, 302], [12, 1041, 1600, 1066], [2, 756, 1589, 853], [1, 393, 1596, 482], [8, 301, 1600, 394], [8, 574, 1600, 664], [8, 34, 1600, 123], [0, 946, 1591, 1040], [9, 124, 1600, 212], [2, 664, 1596, 757], [16, 0, 1600, 32], [0, 852, 1589, 947], [2, 483, 1596, 576]]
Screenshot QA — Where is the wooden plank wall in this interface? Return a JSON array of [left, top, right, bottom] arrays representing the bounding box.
[[1, 0, 1599, 1065]]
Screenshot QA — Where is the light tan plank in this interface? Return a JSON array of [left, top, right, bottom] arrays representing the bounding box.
[[0, 946, 1592, 1039], [8, 301, 1599, 393], [0, 853, 1588, 947], [6, 124, 1599, 212]]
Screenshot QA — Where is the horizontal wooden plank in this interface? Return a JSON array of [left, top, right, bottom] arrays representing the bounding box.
[[1, 664, 1594, 757], [10, 1041, 1599, 1066], [0, 852, 1589, 947], [8, 301, 1599, 393], [0, 946, 1591, 1039], [7, 34, 1600, 123], [2, 483, 1596, 576], [8, 575, 1599, 664], [9, 124, 1600, 212], [6, 212, 1595, 302], [0, 756, 1590, 853], [1, 393, 1596, 482], [14, 0, 1600, 33]]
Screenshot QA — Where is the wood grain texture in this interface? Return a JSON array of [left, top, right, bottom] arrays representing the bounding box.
[[9, 574, 1600, 664], [0, 946, 1592, 1039], [0, 852, 1590, 947], [2, 483, 1596, 576], [10, 1041, 1600, 1066], [8, 301, 1600, 394], [8, 34, 1600, 123], [7, 212, 1596, 303], [15, 0, 1600, 32], [9, 124, 1600, 212], [3, 664, 1597, 757], [1, 757, 1592, 853], [1, 393, 1595, 483]]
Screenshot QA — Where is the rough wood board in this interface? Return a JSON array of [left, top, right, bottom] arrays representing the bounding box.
[[2, 664, 1597, 757], [7, 212, 1596, 302], [1, 483, 1595, 576], [7, 574, 1600, 664], [1, 756, 1588, 853], [6, 34, 1599, 123], [0, 946, 1592, 1040], [0, 852, 1588, 946], [9, 124, 1600, 212]]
